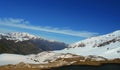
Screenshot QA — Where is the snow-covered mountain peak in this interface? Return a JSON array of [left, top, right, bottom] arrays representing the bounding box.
[[110, 30, 120, 36], [0, 32, 67, 51], [7, 32, 38, 39], [0, 32, 39, 42], [70, 30, 120, 48], [0, 32, 65, 43]]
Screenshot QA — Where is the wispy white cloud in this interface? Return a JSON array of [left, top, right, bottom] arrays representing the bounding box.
[[0, 18, 99, 37]]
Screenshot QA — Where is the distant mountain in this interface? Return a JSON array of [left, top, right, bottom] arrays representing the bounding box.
[[0, 32, 67, 55]]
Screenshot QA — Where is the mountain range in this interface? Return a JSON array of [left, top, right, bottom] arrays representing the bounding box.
[[0, 32, 67, 55], [0, 30, 120, 69], [27, 30, 120, 65]]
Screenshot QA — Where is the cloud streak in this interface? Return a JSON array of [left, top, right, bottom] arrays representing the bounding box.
[[0, 18, 99, 37]]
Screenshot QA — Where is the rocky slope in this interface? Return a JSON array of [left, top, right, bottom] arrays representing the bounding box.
[[0, 32, 67, 54]]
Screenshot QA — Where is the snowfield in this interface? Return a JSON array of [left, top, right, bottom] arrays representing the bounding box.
[[0, 54, 29, 65], [0, 52, 75, 65], [55, 30, 120, 59], [55, 41, 120, 59]]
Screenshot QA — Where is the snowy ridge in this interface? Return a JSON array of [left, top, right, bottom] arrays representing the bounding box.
[[0, 32, 58, 42], [0, 32, 39, 42], [70, 30, 120, 48], [0, 32, 67, 52], [55, 30, 120, 59]]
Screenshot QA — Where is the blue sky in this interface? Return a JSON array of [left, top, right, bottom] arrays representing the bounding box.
[[0, 0, 120, 44]]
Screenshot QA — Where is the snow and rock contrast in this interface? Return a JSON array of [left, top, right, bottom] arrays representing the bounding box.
[[0, 52, 108, 66], [0, 52, 77, 65], [0, 32, 67, 54], [0, 32, 38, 42], [70, 30, 120, 48], [0, 30, 120, 68], [55, 30, 120, 59]]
